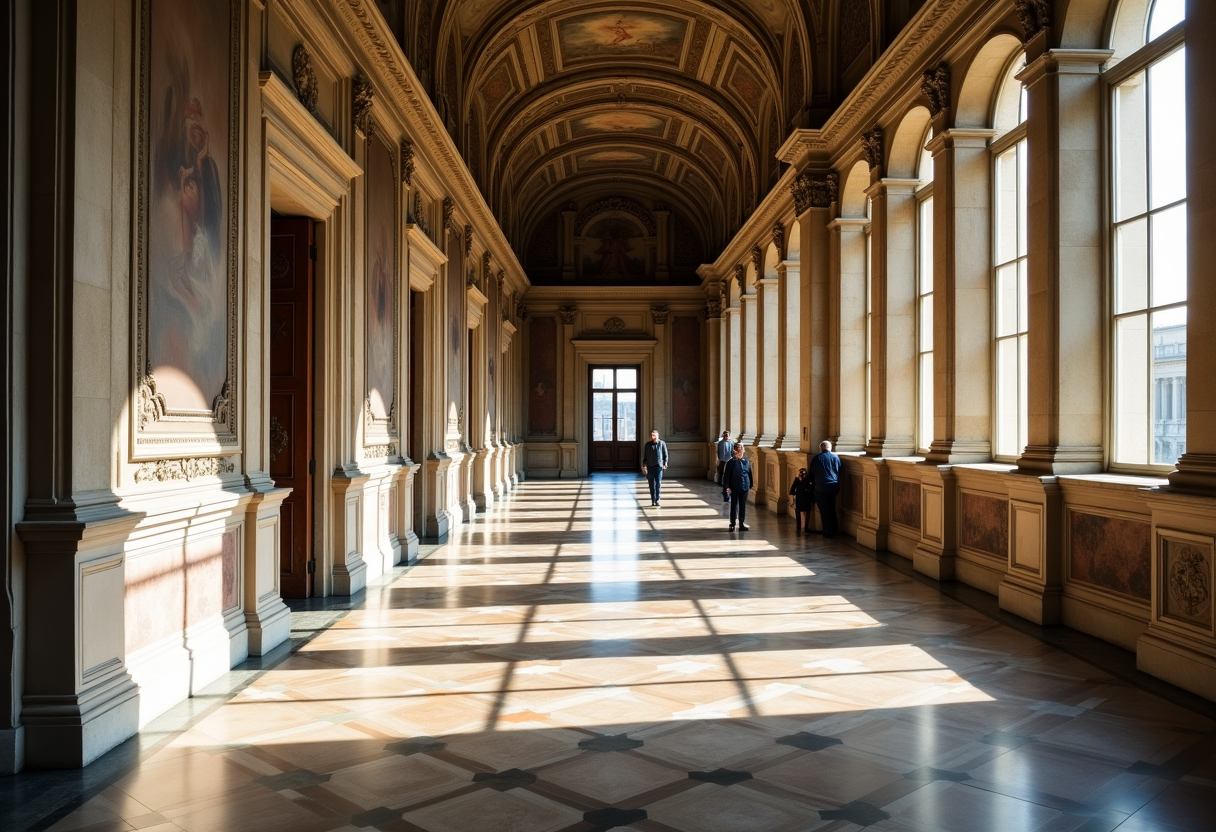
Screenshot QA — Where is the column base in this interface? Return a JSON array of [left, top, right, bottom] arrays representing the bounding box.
[[559, 441, 580, 478], [0, 726, 23, 775], [1167, 453, 1216, 495], [999, 573, 1062, 625], [924, 439, 991, 465], [246, 593, 292, 655], [1016, 444, 1103, 475], [913, 546, 956, 580], [23, 671, 140, 769], [1138, 627, 1216, 702]]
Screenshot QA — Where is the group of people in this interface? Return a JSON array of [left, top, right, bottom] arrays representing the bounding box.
[[640, 428, 841, 534]]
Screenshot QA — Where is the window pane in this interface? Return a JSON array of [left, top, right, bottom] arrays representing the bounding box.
[[996, 337, 1019, 457], [1151, 203, 1187, 307], [919, 352, 933, 452], [1018, 333, 1029, 454], [592, 392, 613, 440], [919, 294, 933, 353], [1114, 71, 1148, 222], [919, 198, 934, 295], [1115, 314, 1150, 464], [1152, 308, 1186, 464], [995, 147, 1019, 265], [1017, 258, 1029, 334], [1017, 140, 1029, 257], [1116, 217, 1150, 313], [1149, 48, 1186, 210], [997, 264, 1019, 337], [616, 392, 637, 441], [592, 369, 613, 389], [616, 368, 637, 389], [1148, 0, 1185, 41]]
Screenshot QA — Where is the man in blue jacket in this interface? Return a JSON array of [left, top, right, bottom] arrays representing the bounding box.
[[809, 439, 841, 537], [641, 429, 669, 506], [722, 442, 752, 531]]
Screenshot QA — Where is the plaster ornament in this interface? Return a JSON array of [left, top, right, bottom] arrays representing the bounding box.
[[352, 74, 374, 137], [292, 44, 318, 113]]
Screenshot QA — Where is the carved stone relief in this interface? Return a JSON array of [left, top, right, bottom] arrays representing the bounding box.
[[292, 44, 318, 113], [558, 305, 577, 325], [1163, 538, 1213, 628], [352, 74, 374, 136], [1014, 0, 1052, 41], [650, 304, 670, 325], [861, 127, 884, 172], [400, 139, 415, 185], [921, 63, 950, 118], [134, 457, 235, 484], [603, 317, 626, 333]]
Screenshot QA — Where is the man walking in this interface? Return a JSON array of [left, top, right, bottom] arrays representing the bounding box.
[[809, 439, 841, 537], [641, 429, 669, 506], [715, 430, 733, 483], [722, 442, 752, 531]]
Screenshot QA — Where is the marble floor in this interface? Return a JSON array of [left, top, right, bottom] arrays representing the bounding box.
[[31, 477, 1216, 831]]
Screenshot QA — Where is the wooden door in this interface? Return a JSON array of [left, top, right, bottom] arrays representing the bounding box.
[[269, 218, 314, 598], [588, 366, 640, 471]]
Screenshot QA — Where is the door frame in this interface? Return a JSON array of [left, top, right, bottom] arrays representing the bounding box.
[[570, 338, 658, 477], [587, 364, 642, 472]]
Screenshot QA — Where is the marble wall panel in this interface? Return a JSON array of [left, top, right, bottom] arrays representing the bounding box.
[[892, 479, 921, 529], [1069, 512, 1151, 600], [126, 534, 227, 654], [960, 491, 1008, 558], [671, 316, 701, 437], [528, 316, 557, 435]]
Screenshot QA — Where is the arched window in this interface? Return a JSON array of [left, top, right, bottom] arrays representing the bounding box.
[[1110, 0, 1186, 467], [916, 142, 934, 454], [992, 55, 1028, 461]]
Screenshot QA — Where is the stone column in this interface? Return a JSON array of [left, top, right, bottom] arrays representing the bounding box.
[[705, 297, 722, 479], [1015, 48, 1111, 475], [828, 218, 869, 451], [864, 177, 920, 458], [558, 304, 578, 477], [778, 256, 801, 451], [800, 201, 832, 453], [651, 304, 670, 438], [924, 129, 998, 464], [655, 205, 670, 281], [1170, 0, 1216, 493], [740, 289, 758, 443], [561, 206, 576, 282], [725, 302, 740, 438], [755, 272, 780, 446]]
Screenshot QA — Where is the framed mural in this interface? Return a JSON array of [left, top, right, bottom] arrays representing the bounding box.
[[364, 132, 398, 441], [134, 0, 241, 455], [581, 217, 648, 279]]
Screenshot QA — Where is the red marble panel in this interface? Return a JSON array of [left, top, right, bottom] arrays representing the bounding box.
[[892, 480, 921, 529], [1069, 512, 1151, 600], [671, 316, 701, 436], [960, 492, 1008, 558], [528, 317, 558, 435]]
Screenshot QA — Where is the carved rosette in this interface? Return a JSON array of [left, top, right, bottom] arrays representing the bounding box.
[[772, 222, 786, 261], [603, 316, 626, 333], [650, 304, 670, 325], [134, 457, 236, 484], [921, 63, 951, 119], [138, 375, 167, 429], [558, 305, 577, 325], [1014, 0, 1052, 41], [1167, 542, 1212, 623], [862, 127, 884, 172], [352, 74, 374, 137], [400, 139, 415, 186], [292, 44, 319, 113], [269, 415, 289, 461]]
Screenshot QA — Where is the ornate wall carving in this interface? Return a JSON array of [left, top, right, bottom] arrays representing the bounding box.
[[1162, 538, 1213, 627], [353, 73, 375, 136], [573, 197, 656, 236], [1014, 0, 1052, 41], [861, 126, 884, 171], [292, 44, 318, 113], [921, 62, 950, 118], [134, 456, 236, 484]]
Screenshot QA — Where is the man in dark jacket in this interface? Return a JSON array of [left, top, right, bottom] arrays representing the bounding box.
[[809, 439, 841, 537], [722, 442, 752, 531], [640, 429, 669, 506]]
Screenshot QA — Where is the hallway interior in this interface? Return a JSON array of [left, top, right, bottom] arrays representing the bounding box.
[[18, 476, 1216, 832]]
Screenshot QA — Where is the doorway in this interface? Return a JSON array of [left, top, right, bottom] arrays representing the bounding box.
[[589, 366, 640, 471], [269, 217, 315, 598]]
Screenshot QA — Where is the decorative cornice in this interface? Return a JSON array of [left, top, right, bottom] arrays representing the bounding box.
[[921, 62, 950, 118], [352, 73, 374, 137], [1014, 0, 1052, 42], [292, 44, 318, 113], [573, 197, 656, 236], [861, 127, 884, 172], [134, 457, 235, 484], [400, 139, 415, 185]]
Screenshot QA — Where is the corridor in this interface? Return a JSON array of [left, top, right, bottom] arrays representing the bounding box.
[[35, 477, 1216, 832]]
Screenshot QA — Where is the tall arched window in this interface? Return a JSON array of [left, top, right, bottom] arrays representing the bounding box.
[[1111, 0, 1186, 467], [916, 143, 934, 454], [992, 55, 1028, 461]]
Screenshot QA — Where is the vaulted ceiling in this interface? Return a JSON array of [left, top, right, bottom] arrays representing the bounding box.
[[384, 0, 931, 272]]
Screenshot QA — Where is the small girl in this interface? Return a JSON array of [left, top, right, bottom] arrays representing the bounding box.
[[789, 467, 814, 534]]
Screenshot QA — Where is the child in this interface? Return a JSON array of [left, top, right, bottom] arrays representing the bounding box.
[[789, 467, 814, 533]]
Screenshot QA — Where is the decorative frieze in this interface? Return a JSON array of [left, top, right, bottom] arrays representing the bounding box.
[[292, 44, 318, 113], [861, 126, 884, 171], [364, 443, 398, 460], [134, 457, 235, 484], [921, 62, 950, 118], [1014, 0, 1052, 41], [352, 73, 374, 137]]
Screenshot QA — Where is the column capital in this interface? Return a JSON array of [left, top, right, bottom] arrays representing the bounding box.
[[827, 217, 870, 232], [865, 177, 921, 198], [925, 128, 998, 155], [1018, 49, 1113, 85]]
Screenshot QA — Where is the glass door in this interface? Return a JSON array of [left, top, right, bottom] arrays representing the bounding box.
[[589, 366, 640, 471]]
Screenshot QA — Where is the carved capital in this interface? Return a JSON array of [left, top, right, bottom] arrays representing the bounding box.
[[516, 299, 529, 321], [861, 127, 884, 172], [292, 44, 318, 113], [400, 139, 415, 186], [1014, 0, 1052, 41], [650, 304, 670, 325], [442, 196, 455, 231], [352, 74, 374, 137], [751, 245, 763, 275], [463, 224, 473, 259], [410, 190, 431, 235], [705, 299, 722, 320], [791, 171, 838, 214], [921, 62, 951, 118], [734, 263, 745, 288], [772, 222, 786, 261], [558, 305, 577, 325]]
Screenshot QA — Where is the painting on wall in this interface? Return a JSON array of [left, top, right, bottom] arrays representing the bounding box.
[[528, 317, 558, 435], [365, 135, 396, 425], [570, 112, 666, 138], [671, 316, 701, 436], [582, 218, 646, 279], [556, 12, 688, 66], [139, 0, 238, 436], [1069, 512, 1151, 600]]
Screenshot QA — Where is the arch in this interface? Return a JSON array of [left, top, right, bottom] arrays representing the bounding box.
[[993, 52, 1028, 132], [840, 159, 871, 218], [787, 219, 801, 260], [886, 106, 931, 179], [729, 272, 742, 306], [955, 34, 1024, 129], [763, 243, 780, 279], [744, 261, 758, 293], [1111, 0, 1183, 61], [1059, 0, 1117, 49]]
